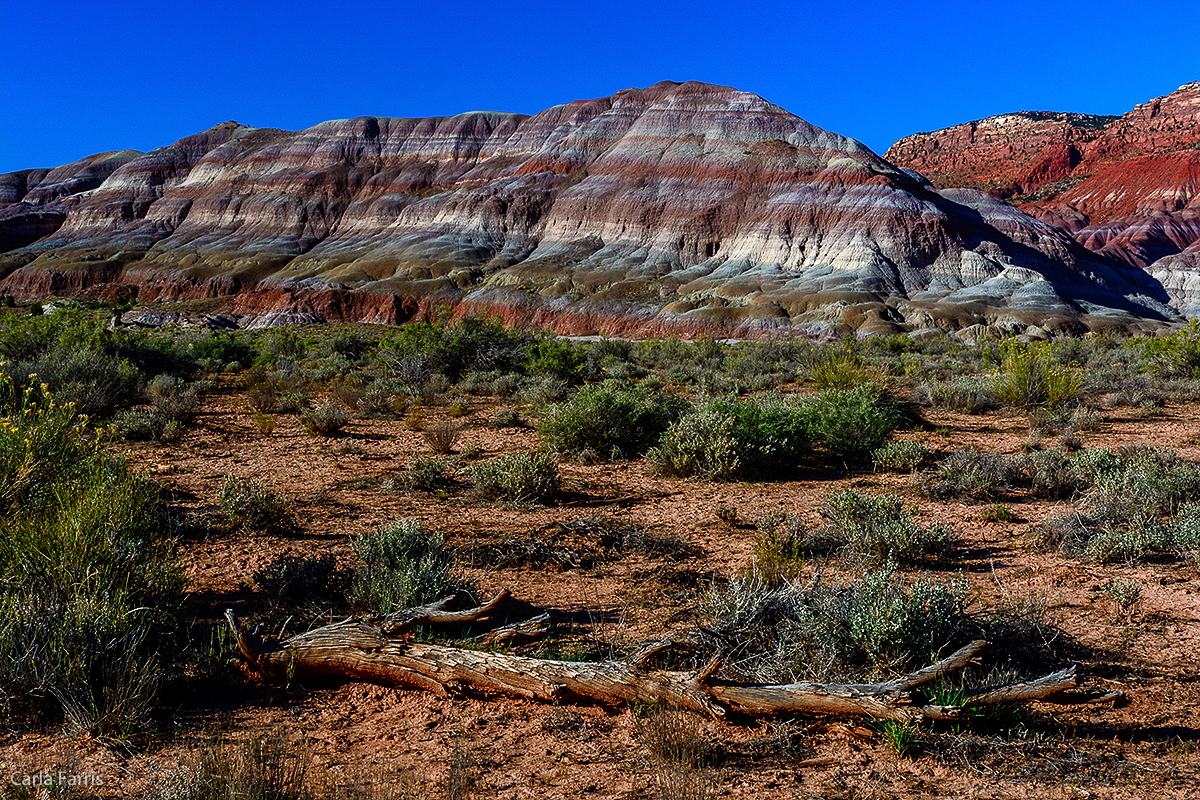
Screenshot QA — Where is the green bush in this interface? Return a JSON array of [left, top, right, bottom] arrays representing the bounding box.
[[800, 385, 899, 463], [350, 519, 465, 613], [645, 386, 898, 479], [645, 406, 743, 480], [0, 374, 182, 734], [189, 331, 256, 372], [0, 309, 148, 418], [539, 384, 685, 459], [527, 335, 587, 383], [467, 452, 560, 503], [378, 317, 531, 383], [819, 489, 952, 564]]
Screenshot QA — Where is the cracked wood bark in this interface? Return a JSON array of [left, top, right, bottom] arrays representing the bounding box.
[[226, 594, 1122, 722]]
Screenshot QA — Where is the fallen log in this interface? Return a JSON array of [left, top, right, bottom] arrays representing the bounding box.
[[225, 592, 1123, 722]]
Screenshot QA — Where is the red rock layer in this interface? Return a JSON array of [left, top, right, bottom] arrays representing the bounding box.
[[0, 82, 1178, 335], [885, 82, 1200, 308]]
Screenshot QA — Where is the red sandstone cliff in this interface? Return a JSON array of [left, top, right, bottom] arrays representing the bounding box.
[[0, 82, 1178, 336]]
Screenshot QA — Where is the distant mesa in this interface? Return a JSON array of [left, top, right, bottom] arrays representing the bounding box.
[[886, 82, 1200, 317], [0, 80, 1191, 337]]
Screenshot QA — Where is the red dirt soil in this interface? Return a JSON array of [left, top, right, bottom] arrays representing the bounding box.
[[3, 388, 1200, 799]]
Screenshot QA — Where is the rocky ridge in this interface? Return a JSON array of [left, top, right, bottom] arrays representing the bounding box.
[[0, 82, 1180, 336], [886, 82, 1200, 314]]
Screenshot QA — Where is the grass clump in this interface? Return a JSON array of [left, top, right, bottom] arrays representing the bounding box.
[[539, 384, 685, 460], [920, 450, 1018, 501], [387, 454, 456, 494], [991, 341, 1080, 411], [819, 489, 952, 564], [423, 419, 459, 454], [752, 512, 810, 585], [252, 554, 349, 618], [915, 375, 997, 414], [349, 519, 468, 613], [873, 440, 931, 473], [704, 565, 1045, 684], [217, 475, 296, 535], [299, 400, 350, 436], [467, 452, 560, 503]]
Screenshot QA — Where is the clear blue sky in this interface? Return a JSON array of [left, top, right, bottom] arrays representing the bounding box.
[[3, 0, 1199, 174]]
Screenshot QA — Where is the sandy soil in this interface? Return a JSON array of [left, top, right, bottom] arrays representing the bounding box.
[[3, 387, 1200, 799]]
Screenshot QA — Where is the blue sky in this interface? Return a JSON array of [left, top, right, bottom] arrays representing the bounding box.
[[3, 0, 1199, 174]]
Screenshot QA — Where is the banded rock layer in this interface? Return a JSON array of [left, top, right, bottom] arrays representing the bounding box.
[[0, 82, 1178, 335], [886, 82, 1200, 315]]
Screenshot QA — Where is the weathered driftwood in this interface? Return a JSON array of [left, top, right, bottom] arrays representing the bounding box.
[[225, 592, 1122, 722]]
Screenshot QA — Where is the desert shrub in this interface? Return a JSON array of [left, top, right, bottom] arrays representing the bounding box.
[[357, 385, 396, 418], [527, 335, 587, 383], [646, 406, 743, 480], [217, 475, 295, 534], [299, 400, 350, 436], [915, 375, 997, 413], [189, 331, 256, 372], [819, 489, 952, 564], [490, 407, 523, 428], [991, 342, 1080, 410], [0, 375, 182, 734], [752, 512, 811, 585], [1168, 503, 1200, 565], [872, 440, 931, 473], [467, 452, 559, 503], [703, 566, 1043, 684], [386, 455, 456, 494], [539, 384, 685, 459], [1016, 449, 1085, 499], [350, 519, 465, 613], [1078, 446, 1200, 523], [111, 374, 202, 442], [920, 450, 1018, 501], [807, 342, 870, 389], [518, 375, 569, 405], [253, 554, 349, 616], [1082, 522, 1171, 564], [244, 368, 310, 413], [799, 385, 899, 463], [423, 419, 459, 454], [1020, 447, 1200, 562]]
